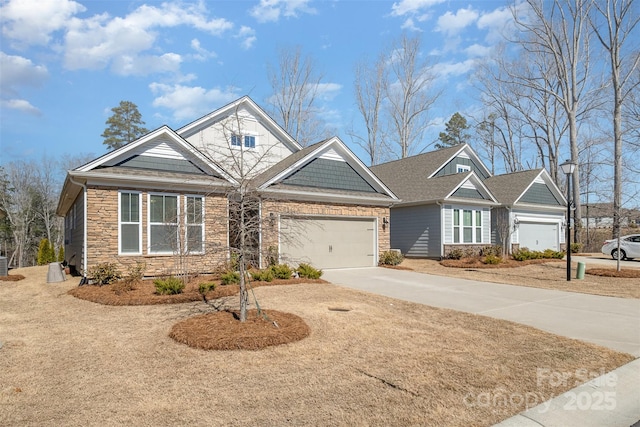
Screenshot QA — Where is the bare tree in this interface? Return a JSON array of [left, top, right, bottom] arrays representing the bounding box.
[[385, 34, 441, 158], [511, 0, 596, 242], [350, 54, 388, 165], [0, 162, 38, 267], [266, 46, 329, 146], [590, 0, 640, 262]]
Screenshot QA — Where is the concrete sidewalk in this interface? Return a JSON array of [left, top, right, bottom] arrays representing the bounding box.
[[322, 267, 640, 427]]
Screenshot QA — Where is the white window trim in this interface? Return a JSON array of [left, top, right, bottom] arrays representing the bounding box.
[[184, 194, 205, 255], [118, 190, 142, 255], [229, 132, 258, 150], [452, 207, 483, 244], [148, 192, 180, 255], [456, 164, 471, 173]]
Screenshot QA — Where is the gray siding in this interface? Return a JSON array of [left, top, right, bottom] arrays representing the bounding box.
[[115, 155, 208, 175], [65, 193, 85, 273], [283, 158, 377, 193], [520, 183, 561, 205], [434, 156, 490, 179], [452, 187, 486, 199], [390, 204, 442, 258]]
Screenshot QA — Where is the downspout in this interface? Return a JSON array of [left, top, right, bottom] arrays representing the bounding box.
[[69, 176, 88, 284], [436, 201, 444, 259]]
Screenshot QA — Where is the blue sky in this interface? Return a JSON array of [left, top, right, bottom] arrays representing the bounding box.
[[1, 0, 520, 168]]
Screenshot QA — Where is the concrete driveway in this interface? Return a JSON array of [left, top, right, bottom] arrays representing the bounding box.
[[322, 267, 640, 357]]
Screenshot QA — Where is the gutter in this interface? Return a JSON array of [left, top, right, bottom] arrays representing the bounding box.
[[68, 175, 88, 283]]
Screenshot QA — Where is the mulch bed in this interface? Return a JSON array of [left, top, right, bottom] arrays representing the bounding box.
[[0, 274, 25, 282], [587, 268, 640, 278], [169, 309, 311, 350], [68, 277, 326, 306], [440, 258, 563, 269]]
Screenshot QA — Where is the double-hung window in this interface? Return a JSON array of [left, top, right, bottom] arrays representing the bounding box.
[[149, 194, 178, 254], [185, 196, 204, 253], [453, 208, 483, 244], [119, 191, 141, 254], [456, 164, 471, 173]]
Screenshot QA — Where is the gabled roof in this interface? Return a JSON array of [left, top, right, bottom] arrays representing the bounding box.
[[56, 126, 237, 215], [484, 169, 566, 207], [371, 163, 497, 206], [176, 95, 302, 153], [253, 136, 398, 205], [371, 143, 491, 180]]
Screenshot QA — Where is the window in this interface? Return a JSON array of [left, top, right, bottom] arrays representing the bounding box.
[[185, 196, 204, 253], [456, 164, 471, 173], [119, 192, 141, 254], [453, 208, 483, 244], [149, 194, 178, 254], [230, 134, 256, 148]]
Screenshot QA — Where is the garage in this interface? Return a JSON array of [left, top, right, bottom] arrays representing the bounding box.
[[518, 222, 559, 251], [279, 216, 376, 269]]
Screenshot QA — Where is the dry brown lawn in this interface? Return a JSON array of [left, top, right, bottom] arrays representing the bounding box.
[[401, 258, 640, 299], [0, 266, 634, 426]]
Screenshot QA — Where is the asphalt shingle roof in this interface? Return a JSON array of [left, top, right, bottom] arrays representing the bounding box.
[[483, 169, 543, 205]]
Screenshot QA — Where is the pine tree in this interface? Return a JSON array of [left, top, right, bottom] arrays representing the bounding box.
[[101, 101, 149, 150], [436, 112, 470, 149]]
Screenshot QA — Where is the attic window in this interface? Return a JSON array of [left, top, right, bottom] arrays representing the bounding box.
[[456, 164, 471, 173], [231, 134, 256, 149]]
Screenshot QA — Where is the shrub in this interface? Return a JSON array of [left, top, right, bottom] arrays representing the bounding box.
[[447, 248, 465, 260], [154, 276, 185, 295], [270, 264, 293, 280], [37, 239, 55, 265], [570, 242, 582, 254], [57, 245, 65, 263], [543, 249, 565, 259], [379, 250, 404, 266], [88, 262, 122, 285], [482, 254, 502, 265], [251, 268, 275, 282], [512, 248, 564, 261], [297, 263, 322, 279], [124, 261, 146, 284], [198, 282, 217, 294], [221, 271, 240, 285], [480, 245, 502, 257]]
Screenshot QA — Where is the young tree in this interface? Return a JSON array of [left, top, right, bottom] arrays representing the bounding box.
[[266, 46, 329, 146], [101, 101, 149, 150], [436, 112, 470, 149]]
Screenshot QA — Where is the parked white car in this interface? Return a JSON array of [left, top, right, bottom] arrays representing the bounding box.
[[601, 234, 640, 260]]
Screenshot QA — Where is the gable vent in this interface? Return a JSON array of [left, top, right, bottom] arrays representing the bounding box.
[[319, 148, 345, 162]]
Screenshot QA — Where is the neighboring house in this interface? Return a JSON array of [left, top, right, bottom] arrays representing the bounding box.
[[371, 144, 499, 258], [56, 96, 398, 278], [371, 144, 567, 258], [484, 169, 566, 252], [580, 203, 640, 228]]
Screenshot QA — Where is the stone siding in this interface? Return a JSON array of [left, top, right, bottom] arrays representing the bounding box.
[[85, 186, 228, 277]]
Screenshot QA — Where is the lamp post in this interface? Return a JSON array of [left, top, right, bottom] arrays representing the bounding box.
[[560, 159, 577, 281]]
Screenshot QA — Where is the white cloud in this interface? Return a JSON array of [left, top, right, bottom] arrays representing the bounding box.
[[236, 26, 257, 50], [390, 0, 444, 17], [149, 82, 240, 121], [0, 0, 85, 47], [190, 39, 217, 61], [1, 99, 42, 116], [250, 0, 316, 23], [0, 52, 49, 96], [434, 59, 476, 80], [314, 83, 342, 101], [477, 5, 516, 43], [436, 7, 479, 36], [464, 44, 492, 58], [62, 2, 232, 75]]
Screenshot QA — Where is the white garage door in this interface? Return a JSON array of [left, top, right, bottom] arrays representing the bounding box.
[[519, 222, 559, 251], [280, 217, 376, 269]]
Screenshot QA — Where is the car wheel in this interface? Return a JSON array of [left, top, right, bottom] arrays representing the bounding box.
[[611, 249, 627, 260]]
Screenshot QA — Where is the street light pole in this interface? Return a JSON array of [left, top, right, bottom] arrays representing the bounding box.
[[560, 160, 577, 282]]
